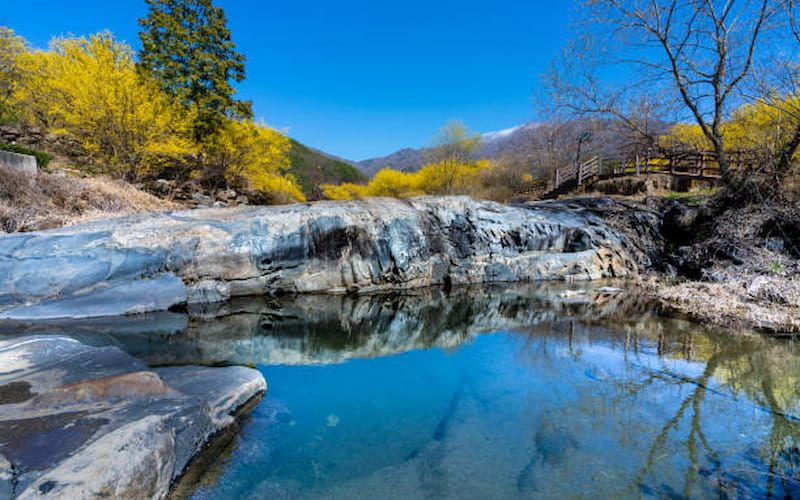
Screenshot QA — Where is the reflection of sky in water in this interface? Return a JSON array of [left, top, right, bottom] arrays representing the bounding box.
[[191, 327, 800, 499]]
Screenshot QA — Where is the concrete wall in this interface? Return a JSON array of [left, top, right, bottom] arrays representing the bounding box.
[[0, 150, 37, 175]]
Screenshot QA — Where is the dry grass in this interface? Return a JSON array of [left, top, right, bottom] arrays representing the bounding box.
[[650, 276, 800, 336], [0, 166, 177, 233]]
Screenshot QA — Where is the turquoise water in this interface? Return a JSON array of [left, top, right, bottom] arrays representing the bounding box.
[[6, 284, 797, 498], [168, 286, 800, 499]]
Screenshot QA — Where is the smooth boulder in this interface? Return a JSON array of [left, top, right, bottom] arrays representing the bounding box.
[[0, 335, 266, 499]]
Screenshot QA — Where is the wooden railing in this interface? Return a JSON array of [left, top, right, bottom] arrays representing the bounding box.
[[551, 149, 762, 194], [578, 156, 600, 185], [553, 155, 602, 191]]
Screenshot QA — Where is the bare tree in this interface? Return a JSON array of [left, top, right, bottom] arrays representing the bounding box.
[[548, 0, 780, 184], [528, 121, 578, 181]]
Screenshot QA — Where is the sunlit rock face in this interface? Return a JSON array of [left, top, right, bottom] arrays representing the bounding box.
[[0, 336, 266, 499], [0, 196, 640, 320]]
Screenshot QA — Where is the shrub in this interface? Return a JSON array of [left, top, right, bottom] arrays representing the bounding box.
[[0, 27, 27, 124], [204, 119, 305, 202], [473, 156, 539, 202], [322, 182, 369, 200], [7, 29, 305, 205], [14, 32, 195, 179], [0, 165, 175, 232], [366, 168, 422, 197]]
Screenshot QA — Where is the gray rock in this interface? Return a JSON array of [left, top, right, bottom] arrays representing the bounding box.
[[765, 237, 785, 253], [191, 192, 213, 207], [0, 335, 266, 499], [0, 196, 640, 320], [0, 151, 37, 175], [0, 274, 187, 320], [217, 189, 237, 201], [0, 454, 12, 499]]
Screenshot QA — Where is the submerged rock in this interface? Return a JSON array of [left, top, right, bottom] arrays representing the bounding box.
[[0, 196, 639, 320], [0, 335, 266, 499]]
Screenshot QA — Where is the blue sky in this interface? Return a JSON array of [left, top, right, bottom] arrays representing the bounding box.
[[1, 1, 573, 160]]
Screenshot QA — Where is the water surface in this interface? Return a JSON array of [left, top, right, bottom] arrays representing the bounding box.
[[5, 284, 799, 498]]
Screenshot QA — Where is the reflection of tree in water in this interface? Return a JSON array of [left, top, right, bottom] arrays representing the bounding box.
[[513, 318, 800, 498], [632, 350, 722, 498]]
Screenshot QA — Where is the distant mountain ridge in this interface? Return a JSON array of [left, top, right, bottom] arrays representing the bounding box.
[[356, 148, 428, 176], [356, 123, 546, 177]]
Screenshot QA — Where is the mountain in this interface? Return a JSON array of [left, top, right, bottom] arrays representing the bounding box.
[[287, 139, 366, 200], [356, 123, 547, 176], [478, 123, 544, 158], [356, 148, 428, 177]]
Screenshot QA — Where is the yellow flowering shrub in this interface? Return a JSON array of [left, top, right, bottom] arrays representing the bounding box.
[[321, 160, 491, 200], [205, 119, 305, 202], [14, 32, 194, 178], [0, 27, 27, 123], [661, 95, 800, 159], [365, 168, 423, 197], [415, 159, 490, 194], [321, 182, 370, 200], [660, 123, 711, 150]]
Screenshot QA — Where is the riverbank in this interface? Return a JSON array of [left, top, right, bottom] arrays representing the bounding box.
[[651, 275, 800, 336], [570, 194, 800, 336], [0, 165, 176, 233]]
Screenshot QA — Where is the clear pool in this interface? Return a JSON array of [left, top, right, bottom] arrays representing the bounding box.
[[165, 285, 800, 499]]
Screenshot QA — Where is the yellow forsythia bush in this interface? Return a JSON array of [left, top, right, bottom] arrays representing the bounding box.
[[205, 119, 306, 202], [662, 95, 800, 158], [321, 160, 490, 200], [322, 182, 370, 200], [15, 32, 195, 178]]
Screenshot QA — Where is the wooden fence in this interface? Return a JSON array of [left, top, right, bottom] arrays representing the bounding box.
[[551, 150, 761, 194]]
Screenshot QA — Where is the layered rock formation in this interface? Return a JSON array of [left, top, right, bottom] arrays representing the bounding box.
[[0, 335, 266, 499], [0, 197, 639, 320]]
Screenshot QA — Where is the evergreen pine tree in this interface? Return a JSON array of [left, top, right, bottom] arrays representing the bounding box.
[[137, 0, 252, 140]]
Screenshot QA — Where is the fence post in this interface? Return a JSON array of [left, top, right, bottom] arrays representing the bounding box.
[[635, 153, 640, 176], [555, 168, 560, 189], [577, 160, 583, 186]]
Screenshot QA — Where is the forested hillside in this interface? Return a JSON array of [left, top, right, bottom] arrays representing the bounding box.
[[287, 139, 365, 200]]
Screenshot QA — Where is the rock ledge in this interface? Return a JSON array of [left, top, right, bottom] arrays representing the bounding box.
[[0, 196, 639, 320]]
